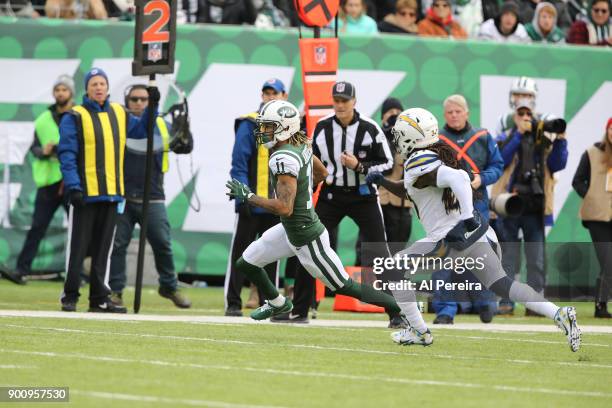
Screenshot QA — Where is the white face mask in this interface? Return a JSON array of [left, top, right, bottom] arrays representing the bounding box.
[[263, 140, 277, 150]]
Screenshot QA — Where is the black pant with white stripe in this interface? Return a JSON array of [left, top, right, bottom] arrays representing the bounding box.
[[62, 202, 117, 305], [224, 212, 279, 310], [291, 186, 389, 317]]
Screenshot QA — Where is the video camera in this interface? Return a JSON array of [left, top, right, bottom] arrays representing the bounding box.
[[166, 98, 193, 154]]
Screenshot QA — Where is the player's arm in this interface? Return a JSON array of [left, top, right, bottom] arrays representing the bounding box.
[[248, 175, 297, 217], [312, 155, 328, 185], [376, 178, 407, 198]]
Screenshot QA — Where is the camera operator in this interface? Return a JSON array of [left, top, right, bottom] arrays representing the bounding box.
[[108, 84, 193, 310], [491, 98, 568, 316]]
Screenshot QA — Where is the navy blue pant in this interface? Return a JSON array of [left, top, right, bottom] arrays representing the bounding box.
[[16, 181, 67, 275], [432, 269, 498, 318], [500, 213, 545, 307], [109, 201, 177, 293]]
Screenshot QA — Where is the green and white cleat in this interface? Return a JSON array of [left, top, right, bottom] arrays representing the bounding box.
[[391, 327, 433, 346], [250, 298, 293, 321], [554, 306, 581, 352]]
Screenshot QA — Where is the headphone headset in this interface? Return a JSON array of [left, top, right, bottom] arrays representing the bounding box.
[[123, 83, 148, 106]]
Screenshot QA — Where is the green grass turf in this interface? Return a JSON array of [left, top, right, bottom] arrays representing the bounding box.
[[1, 280, 611, 407]]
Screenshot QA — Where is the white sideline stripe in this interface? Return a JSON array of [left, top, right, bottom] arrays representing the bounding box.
[[3, 324, 612, 370], [3, 349, 611, 399], [1, 309, 611, 334], [71, 390, 286, 408]]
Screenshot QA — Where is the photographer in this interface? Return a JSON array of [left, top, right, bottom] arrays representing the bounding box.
[[108, 84, 193, 310], [492, 98, 568, 315]]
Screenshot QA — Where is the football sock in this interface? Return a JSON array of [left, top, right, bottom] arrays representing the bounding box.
[[269, 294, 285, 308], [389, 283, 428, 332], [335, 279, 401, 316], [236, 257, 279, 300], [398, 301, 428, 333], [509, 281, 559, 319]]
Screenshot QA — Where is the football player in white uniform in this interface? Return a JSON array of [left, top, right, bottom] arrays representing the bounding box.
[[366, 108, 581, 352]]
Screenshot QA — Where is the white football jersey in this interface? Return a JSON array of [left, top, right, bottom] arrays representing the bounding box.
[[403, 150, 462, 241]]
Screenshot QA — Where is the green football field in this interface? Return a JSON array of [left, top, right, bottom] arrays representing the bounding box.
[[1, 280, 611, 408]]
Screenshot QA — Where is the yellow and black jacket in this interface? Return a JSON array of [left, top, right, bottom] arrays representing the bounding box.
[[57, 96, 152, 203]]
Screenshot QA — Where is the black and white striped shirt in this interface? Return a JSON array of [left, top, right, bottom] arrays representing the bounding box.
[[313, 110, 393, 188]]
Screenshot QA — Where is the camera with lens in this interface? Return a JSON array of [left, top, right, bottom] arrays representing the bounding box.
[[534, 117, 566, 148]]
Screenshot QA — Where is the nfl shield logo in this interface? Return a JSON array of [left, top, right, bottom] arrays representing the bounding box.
[[148, 43, 162, 62], [314, 45, 327, 65]]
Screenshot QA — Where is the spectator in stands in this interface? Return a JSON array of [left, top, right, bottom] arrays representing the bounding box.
[[567, 0, 591, 21], [516, 0, 572, 30], [45, 0, 108, 19], [567, 0, 611, 46], [525, 2, 566, 43], [378, 0, 419, 34], [254, 0, 292, 28], [417, 0, 468, 38], [478, 0, 530, 42], [572, 118, 612, 319], [0, 0, 39, 17], [196, 0, 257, 25], [334, 0, 378, 34], [375, 0, 404, 21]]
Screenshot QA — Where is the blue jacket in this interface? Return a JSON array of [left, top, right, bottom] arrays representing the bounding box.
[[58, 96, 155, 203], [123, 118, 173, 201], [500, 129, 568, 178], [230, 115, 272, 215], [439, 124, 504, 222]]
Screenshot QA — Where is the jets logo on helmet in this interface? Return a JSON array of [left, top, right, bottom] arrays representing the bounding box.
[[392, 108, 439, 159], [255, 100, 301, 149], [509, 76, 538, 110]]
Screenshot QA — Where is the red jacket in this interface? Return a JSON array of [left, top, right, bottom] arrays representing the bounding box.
[[567, 20, 611, 46]]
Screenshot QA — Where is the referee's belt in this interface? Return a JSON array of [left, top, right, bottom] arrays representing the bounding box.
[[325, 184, 360, 193]]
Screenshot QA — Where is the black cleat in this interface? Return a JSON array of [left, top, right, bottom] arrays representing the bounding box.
[[594, 302, 611, 318], [270, 312, 309, 324], [88, 301, 127, 313], [158, 287, 192, 309], [61, 301, 77, 312], [0, 266, 26, 285], [433, 314, 454, 324], [224, 306, 243, 317], [479, 305, 494, 323], [387, 315, 408, 329]]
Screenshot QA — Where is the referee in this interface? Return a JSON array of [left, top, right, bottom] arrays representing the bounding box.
[[273, 81, 403, 326]]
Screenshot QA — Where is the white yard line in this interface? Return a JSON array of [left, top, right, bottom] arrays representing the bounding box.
[[70, 390, 287, 408], [1, 309, 611, 334], [3, 323, 612, 370], [2, 348, 611, 400]]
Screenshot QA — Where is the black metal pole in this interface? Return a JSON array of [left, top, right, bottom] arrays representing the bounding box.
[[134, 73, 158, 314]]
